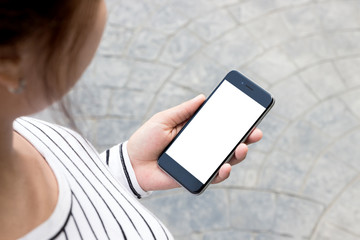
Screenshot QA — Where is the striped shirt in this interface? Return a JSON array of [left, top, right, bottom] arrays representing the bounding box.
[[14, 117, 173, 240]]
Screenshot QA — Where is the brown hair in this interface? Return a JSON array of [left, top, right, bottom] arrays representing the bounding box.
[[0, 0, 100, 128]]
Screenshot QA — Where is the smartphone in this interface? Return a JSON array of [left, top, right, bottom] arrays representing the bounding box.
[[158, 70, 275, 194]]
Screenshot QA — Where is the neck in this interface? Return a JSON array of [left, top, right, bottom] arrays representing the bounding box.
[[0, 116, 28, 202], [0, 117, 16, 170], [0, 116, 58, 239]]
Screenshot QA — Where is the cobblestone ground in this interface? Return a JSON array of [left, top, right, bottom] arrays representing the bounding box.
[[36, 0, 360, 239]]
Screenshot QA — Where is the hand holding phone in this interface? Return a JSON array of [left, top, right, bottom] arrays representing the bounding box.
[[158, 70, 274, 194], [127, 70, 272, 193]]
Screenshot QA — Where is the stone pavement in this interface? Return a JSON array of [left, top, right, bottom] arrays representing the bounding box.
[[36, 0, 360, 239]]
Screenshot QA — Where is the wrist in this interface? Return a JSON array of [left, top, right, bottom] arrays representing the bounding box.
[[122, 141, 152, 197]]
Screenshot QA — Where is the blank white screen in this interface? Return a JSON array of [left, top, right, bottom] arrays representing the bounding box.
[[166, 80, 265, 184]]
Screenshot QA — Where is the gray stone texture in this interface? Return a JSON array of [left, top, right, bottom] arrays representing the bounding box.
[[35, 0, 360, 239]]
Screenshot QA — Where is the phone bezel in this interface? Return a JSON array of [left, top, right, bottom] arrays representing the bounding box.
[[158, 70, 275, 194]]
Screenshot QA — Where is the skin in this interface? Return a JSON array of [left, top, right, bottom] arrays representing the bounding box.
[[0, 0, 262, 238]]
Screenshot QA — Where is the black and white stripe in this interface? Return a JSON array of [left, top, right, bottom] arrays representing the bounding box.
[[15, 117, 172, 240]]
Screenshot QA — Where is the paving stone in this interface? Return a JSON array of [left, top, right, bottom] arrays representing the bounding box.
[[159, 29, 203, 67], [325, 129, 360, 173], [69, 86, 112, 117], [340, 89, 360, 120], [334, 57, 360, 88], [107, 0, 152, 28], [246, 12, 293, 49], [281, 5, 322, 38], [269, 76, 318, 120], [170, 53, 226, 94], [277, 120, 331, 158], [328, 31, 360, 58], [72, 118, 98, 148], [244, 48, 298, 84], [78, 59, 97, 85], [300, 62, 347, 100], [315, 1, 360, 31], [280, 34, 336, 69], [144, 0, 167, 9], [276, 0, 312, 7], [313, 222, 360, 240], [98, 24, 133, 57], [273, 194, 324, 238], [108, 89, 154, 119], [259, 150, 313, 194], [301, 151, 358, 204], [176, 233, 203, 240], [90, 56, 130, 88], [229, 0, 312, 24], [104, 0, 119, 10], [304, 98, 359, 138], [146, 4, 189, 35], [126, 61, 173, 93], [229, 190, 277, 231], [256, 233, 301, 240], [323, 179, 360, 236], [203, 230, 254, 240], [128, 28, 167, 61], [146, 82, 198, 118], [168, 0, 217, 20], [188, 9, 237, 43], [203, 27, 263, 69], [229, 0, 284, 24], [96, 118, 141, 148], [141, 189, 230, 237], [211, 0, 240, 7]]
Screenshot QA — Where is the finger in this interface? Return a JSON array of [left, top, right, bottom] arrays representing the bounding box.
[[245, 128, 263, 145], [212, 163, 231, 184], [225, 129, 261, 166], [227, 143, 248, 166], [158, 94, 206, 127]]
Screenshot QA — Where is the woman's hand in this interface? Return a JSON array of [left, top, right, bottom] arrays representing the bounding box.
[[127, 95, 263, 192]]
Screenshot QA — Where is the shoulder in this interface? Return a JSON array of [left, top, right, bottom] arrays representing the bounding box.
[[15, 117, 86, 145], [14, 117, 98, 160]]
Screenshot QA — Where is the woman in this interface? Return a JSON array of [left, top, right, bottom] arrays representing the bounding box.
[[0, 0, 263, 239]]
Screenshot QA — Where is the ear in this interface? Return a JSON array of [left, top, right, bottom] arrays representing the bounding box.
[[0, 58, 21, 91]]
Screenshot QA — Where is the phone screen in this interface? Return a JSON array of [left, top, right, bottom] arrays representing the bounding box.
[[165, 79, 265, 184]]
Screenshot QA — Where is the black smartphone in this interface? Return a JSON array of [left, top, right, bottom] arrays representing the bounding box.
[[158, 70, 275, 194]]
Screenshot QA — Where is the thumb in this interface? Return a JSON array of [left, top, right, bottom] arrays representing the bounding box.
[[161, 94, 206, 127]]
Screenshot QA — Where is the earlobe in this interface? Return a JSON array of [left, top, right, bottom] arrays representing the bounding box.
[[0, 58, 24, 94], [7, 78, 26, 94]]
